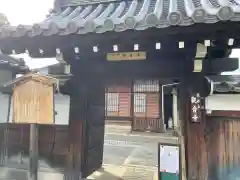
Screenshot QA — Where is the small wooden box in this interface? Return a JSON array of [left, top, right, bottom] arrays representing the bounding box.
[[7, 73, 57, 124]]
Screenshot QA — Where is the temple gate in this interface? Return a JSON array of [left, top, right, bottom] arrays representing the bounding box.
[[0, 0, 240, 179]]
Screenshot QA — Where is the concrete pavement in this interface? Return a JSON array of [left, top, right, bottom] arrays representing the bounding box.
[[87, 164, 158, 180], [86, 124, 178, 180]]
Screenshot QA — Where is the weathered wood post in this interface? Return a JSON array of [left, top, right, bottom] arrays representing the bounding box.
[[179, 74, 209, 180], [29, 123, 38, 180], [4, 72, 57, 180], [61, 53, 106, 180]]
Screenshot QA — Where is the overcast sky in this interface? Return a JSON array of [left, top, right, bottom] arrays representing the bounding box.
[[0, 0, 54, 25], [1, 1, 240, 74], [0, 0, 57, 69]]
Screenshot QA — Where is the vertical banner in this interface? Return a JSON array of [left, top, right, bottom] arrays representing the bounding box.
[[158, 143, 181, 180]]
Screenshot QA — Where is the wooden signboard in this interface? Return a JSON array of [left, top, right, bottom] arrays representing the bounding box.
[[107, 51, 146, 61], [5, 73, 57, 124]]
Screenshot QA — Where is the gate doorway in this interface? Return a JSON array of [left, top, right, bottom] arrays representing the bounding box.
[[164, 93, 173, 130], [105, 79, 162, 132]]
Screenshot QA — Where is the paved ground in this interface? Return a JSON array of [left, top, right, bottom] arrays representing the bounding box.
[[87, 125, 178, 180]]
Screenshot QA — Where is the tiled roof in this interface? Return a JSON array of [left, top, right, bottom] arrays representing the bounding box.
[[209, 75, 240, 84], [208, 75, 240, 93], [0, 54, 29, 71], [1, 0, 240, 37]]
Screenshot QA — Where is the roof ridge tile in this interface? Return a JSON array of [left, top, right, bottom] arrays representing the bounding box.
[[1, 0, 240, 37]]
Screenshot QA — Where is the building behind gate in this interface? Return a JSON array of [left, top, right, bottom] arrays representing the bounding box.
[[105, 79, 161, 131]]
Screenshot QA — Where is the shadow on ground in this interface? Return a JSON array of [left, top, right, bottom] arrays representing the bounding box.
[[87, 167, 124, 180]]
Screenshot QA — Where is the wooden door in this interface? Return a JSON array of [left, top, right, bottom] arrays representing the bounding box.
[[206, 115, 240, 180], [82, 82, 105, 178], [132, 79, 161, 132]]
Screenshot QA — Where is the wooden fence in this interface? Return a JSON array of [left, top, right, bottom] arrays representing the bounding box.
[[206, 112, 240, 180]]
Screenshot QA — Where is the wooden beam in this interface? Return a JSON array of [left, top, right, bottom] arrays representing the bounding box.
[[73, 57, 193, 79], [205, 58, 239, 74], [209, 110, 240, 118], [71, 57, 238, 79], [60, 58, 237, 96]]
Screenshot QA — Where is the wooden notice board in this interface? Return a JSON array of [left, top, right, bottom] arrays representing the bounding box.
[[9, 73, 57, 124]]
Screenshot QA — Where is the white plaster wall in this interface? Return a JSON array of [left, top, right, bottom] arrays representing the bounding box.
[[54, 93, 70, 125], [0, 70, 13, 86], [0, 93, 11, 123], [205, 94, 240, 111]]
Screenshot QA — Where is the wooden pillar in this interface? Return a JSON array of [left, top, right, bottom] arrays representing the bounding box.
[[65, 55, 86, 180], [84, 77, 106, 175], [130, 79, 134, 132], [159, 84, 165, 132], [67, 75, 86, 180], [179, 74, 208, 180], [67, 56, 105, 179], [29, 124, 38, 180]]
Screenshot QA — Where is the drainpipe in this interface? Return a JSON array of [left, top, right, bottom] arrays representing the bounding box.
[[161, 83, 179, 132]]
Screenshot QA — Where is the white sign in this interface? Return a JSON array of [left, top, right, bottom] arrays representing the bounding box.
[[159, 145, 180, 174]]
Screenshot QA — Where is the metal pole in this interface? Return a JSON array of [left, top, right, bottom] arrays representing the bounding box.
[[172, 88, 178, 130], [161, 85, 165, 132], [161, 83, 179, 132], [29, 123, 38, 180]]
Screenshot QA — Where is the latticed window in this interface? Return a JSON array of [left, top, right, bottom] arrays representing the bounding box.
[[105, 93, 119, 112], [134, 93, 146, 112], [134, 80, 159, 92]]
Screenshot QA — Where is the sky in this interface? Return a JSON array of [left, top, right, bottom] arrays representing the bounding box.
[[0, 0, 54, 25], [0, 0, 57, 69], [1, 1, 240, 74], [222, 49, 240, 75]]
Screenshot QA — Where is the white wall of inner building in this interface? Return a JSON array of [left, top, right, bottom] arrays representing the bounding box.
[[205, 94, 240, 111]]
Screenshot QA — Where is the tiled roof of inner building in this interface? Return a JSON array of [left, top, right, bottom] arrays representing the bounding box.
[[1, 0, 240, 37], [0, 54, 29, 70]]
